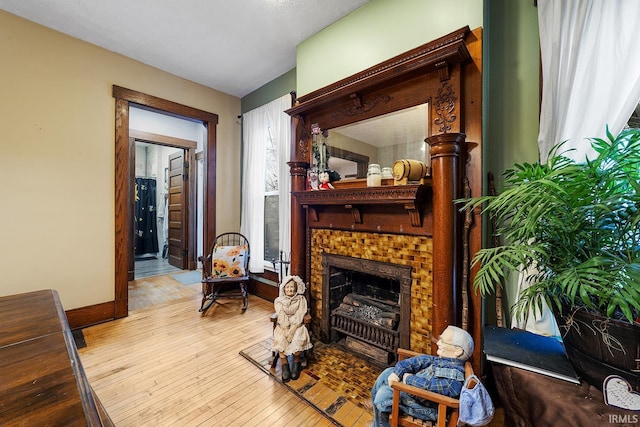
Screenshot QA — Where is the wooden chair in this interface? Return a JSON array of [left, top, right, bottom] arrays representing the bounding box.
[[198, 232, 250, 314], [389, 348, 474, 427]]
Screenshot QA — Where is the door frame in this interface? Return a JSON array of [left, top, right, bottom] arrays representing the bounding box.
[[114, 86, 218, 319]]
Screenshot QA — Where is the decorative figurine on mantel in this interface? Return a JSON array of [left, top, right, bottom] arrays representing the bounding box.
[[272, 275, 313, 383], [309, 123, 340, 190], [311, 123, 329, 172], [318, 171, 334, 190]]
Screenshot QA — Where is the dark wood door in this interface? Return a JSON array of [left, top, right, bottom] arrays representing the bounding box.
[[168, 151, 187, 269]]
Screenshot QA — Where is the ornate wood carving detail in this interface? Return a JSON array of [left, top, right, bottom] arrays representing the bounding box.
[[435, 61, 450, 81], [307, 206, 319, 222], [288, 161, 309, 177], [289, 26, 471, 107], [404, 203, 422, 227], [298, 138, 309, 161], [294, 185, 428, 205], [331, 94, 393, 120], [433, 83, 457, 133], [296, 124, 310, 161], [294, 185, 429, 227], [345, 204, 362, 224]]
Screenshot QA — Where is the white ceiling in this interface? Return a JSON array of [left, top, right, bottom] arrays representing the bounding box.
[[0, 0, 369, 98]]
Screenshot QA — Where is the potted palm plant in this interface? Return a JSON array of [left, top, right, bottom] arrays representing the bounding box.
[[462, 127, 640, 390]]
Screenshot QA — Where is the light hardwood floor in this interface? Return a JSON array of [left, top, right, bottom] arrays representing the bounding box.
[[80, 275, 503, 426], [79, 277, 336, 427]]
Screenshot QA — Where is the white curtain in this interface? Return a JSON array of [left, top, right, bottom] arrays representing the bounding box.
[[517, 0, 640, 336], [240, 94, 291, 273], [537, 0, 640, 162], [275, 101, 292, 258]]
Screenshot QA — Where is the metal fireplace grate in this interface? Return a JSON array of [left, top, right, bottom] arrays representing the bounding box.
[[331, 311, 399, 352]]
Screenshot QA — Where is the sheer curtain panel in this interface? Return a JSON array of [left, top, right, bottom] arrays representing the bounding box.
[[537, 0, 640, 162], [240, 94, 291, 273], [518, 0, 640, 335]]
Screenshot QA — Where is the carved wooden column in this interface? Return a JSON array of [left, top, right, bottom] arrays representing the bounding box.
[[427, 132, 465, 346], [289, 114, 310, 279], [288, 161, 308, 279]]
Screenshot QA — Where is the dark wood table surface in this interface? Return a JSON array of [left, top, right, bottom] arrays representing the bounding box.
[[0, 289, 113, 426]]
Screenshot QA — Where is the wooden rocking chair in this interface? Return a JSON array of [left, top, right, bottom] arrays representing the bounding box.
[[389, 348, 474, 427], [198, 232, 250, 314]]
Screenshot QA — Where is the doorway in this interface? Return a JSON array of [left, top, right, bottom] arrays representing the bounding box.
[[114, 86, 219, 318], [132, 134, 196, 280]]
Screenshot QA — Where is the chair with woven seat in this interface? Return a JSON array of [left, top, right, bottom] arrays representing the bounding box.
[[389, 348, 475, 427], [198, 232, 250, 314]]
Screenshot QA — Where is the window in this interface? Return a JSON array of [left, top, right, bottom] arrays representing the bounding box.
[[264, 126, 279, 265], [240, 94, 291, 274]]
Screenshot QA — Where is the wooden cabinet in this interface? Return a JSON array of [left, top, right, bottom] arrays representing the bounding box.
[[0, 290, 113, 426]]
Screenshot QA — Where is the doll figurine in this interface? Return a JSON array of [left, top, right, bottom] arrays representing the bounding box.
[[318, 171, 334, 190], [272, 275, 313, 382], [367, 325, 474, 426]]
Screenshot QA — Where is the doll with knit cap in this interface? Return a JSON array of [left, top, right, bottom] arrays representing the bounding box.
[[272, 275, 313, 382], [367, 325, 474, 427]]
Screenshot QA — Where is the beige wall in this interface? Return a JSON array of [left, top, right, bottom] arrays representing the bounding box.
[[0, 11, 241, 309]]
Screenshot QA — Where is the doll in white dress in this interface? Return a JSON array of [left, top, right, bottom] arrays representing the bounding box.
[[272, 275, 312, 382]]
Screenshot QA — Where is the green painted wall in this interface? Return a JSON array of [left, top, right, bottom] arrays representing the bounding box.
[[297, 0, 483, 96], [484, 0, 540, 321], [241, 68, 296, 114]]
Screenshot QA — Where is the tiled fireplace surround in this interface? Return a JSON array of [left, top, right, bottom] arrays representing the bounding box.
[[309, 229, 435, 357]]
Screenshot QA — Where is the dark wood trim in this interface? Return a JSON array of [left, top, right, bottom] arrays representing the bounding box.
[[293, 184, 431, 230], [427, 132, 465, 342], [112, 86, 219, 125], [130, 129, 197, 149], [66, 301, 116, 330], [113, 85, 219, 321], [288, 26, 471, 116], [114, 99, 131, 318], [248, 270, 279, 302]]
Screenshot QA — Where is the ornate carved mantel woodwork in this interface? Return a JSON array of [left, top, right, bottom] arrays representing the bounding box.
[[286, 26, 483, 372], [294, 184, 430, 228]]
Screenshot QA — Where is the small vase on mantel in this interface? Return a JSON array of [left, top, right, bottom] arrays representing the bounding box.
[[367, 164, 381, 187]]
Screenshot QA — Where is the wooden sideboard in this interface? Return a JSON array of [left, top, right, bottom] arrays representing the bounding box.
[[0, 289, 113, 426]]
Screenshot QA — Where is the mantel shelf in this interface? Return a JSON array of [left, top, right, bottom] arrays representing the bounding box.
[[293, 184, 431, 227]]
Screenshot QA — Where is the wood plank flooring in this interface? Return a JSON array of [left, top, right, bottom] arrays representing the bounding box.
[[79, 275, 504, 426], [79, 278, 337, 426], [127, 273, 201, 311]]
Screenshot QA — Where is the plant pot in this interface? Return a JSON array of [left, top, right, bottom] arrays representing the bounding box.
[[554, 307, 640, 391]]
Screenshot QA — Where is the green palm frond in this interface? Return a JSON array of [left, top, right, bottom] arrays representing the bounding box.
[[460, 127, 640, 323]]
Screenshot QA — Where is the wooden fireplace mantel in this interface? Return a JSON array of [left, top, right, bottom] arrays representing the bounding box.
[[293, 184, 431, 227], [286, 26, 483, 372]]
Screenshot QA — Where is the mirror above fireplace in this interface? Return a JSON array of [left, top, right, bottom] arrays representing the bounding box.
[[327, 103, 430, 180]]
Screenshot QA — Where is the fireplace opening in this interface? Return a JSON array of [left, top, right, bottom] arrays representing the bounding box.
[[321, 253, 412, 365]]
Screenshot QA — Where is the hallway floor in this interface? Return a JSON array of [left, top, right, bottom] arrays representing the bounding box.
[[134, 256, 181, 279]]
